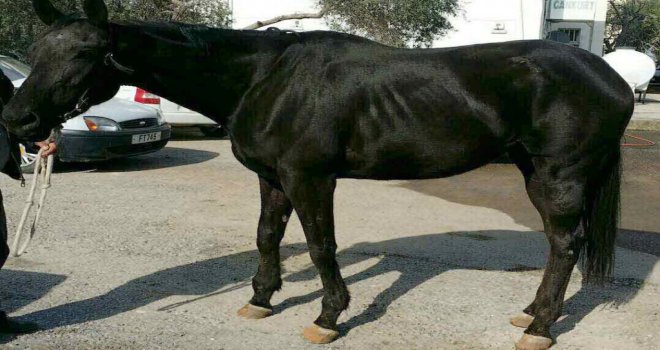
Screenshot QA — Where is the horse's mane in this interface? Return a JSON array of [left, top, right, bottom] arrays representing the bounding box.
[[48, 14, 379, 53], [111, 19, 376, 50]]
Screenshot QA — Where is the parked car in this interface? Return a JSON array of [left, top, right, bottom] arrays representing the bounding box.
[[650, 62, 660, 87], [115, 86, 226, 137], [1, 55, 171, 169]]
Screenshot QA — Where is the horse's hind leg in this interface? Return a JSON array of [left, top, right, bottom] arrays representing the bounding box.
[[238, 177, 293, 319], [280, 172, 348, 344], [510, 154, 587, 350]]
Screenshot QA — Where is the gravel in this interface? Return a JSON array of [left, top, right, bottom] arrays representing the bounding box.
[[0, 129, 657, 349]]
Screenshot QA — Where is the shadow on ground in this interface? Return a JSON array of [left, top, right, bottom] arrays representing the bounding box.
[[53, 147, 219, 173], [169, 127, 228, 142], [0, 270, 67, 343], [395, 171, 658, 339], [397, 153, 660, 252], [5, 230, 657, 344], [0, 270, 66, 314]]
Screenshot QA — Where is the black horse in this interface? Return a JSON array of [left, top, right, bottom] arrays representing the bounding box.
[[1, 1, 634, 349]]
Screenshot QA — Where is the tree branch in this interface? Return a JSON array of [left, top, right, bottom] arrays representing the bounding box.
[[610, 0, 623, 22], [242, 11, 326, 30]]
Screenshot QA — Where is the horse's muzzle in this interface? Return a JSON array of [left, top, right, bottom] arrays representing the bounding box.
[[1, 109, 51, 141]]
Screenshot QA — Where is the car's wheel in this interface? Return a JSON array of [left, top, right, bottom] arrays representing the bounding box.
[[19, 143, 39, 173], [200, 125, 227, 138]]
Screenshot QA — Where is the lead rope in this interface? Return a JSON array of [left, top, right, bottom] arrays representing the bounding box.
[[11, 150, 55, 257]]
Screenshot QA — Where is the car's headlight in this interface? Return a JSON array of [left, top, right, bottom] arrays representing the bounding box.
[[83, 116, 120, 132]]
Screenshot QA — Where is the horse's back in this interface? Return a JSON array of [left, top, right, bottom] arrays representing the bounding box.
[[332, 40, 634, 179], [235, 39, 633, 181], [333, 41, 540, 179]]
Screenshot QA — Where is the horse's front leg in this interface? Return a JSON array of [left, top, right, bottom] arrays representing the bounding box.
[[280, 172, 349, 344], [238, 177, 292, 319]]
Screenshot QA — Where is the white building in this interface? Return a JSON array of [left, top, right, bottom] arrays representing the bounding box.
[[544, 0, 608, 55], [434, 0, 608, 55], [230, 0, 608, 55]]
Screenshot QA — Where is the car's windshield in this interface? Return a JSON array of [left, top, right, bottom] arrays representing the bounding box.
[[0, 57, 30, 81]]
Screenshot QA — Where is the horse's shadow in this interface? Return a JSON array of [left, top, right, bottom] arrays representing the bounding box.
[[8, 229, 657, 341], [279, 230, 657, 336]]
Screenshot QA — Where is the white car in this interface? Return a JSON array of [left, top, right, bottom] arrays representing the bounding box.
[[1, 55, 171, 167], [115, 86, 226, 137]]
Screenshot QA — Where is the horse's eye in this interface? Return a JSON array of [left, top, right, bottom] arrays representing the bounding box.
[[75, 50, 97, 59]]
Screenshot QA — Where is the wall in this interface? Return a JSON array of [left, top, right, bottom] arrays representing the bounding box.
[[433, 0, 545, 48], [230, 0, 606, 54], [544, 0, 608, 55]]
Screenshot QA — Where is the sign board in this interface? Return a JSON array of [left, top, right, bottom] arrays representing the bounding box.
[[548, 0, 597, 20]]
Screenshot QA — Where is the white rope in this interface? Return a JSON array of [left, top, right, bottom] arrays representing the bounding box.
[[11, 149, 54, 257]]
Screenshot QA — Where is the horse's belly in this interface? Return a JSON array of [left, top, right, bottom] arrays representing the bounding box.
[[341, 131, 506, 180]]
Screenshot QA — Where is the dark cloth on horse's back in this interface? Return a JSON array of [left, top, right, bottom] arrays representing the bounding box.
[[0, 71, 24, 270], [0, 74, 38, 334], [0, 72, 12, 105], [0, 72, 22, 181]]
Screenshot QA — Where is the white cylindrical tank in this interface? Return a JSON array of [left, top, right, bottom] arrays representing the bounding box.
[[603, 48, 656, 92]]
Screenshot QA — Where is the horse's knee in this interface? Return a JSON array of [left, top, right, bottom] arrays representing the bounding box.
[[308, 242, 337, 266], [256, 228, 282, 252]]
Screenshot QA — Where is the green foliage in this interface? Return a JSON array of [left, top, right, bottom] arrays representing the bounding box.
[[605, 0, 660, 57], [107, 0, 231, 26], [0, 0, 231, 60], [1, 0, 460, 59], [320, 0, 459, 47]]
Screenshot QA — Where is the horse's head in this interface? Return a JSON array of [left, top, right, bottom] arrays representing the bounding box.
[[2, 0, 120, 141]]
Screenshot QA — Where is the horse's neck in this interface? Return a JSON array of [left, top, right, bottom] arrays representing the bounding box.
[[110, 23, 288, 125]]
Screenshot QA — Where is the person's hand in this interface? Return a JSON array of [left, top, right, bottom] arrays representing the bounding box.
[[35, 140, 57, 158]]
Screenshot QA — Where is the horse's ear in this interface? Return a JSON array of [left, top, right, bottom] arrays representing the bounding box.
[[82, 0, 108, 27], [33, 0, 64, 25]]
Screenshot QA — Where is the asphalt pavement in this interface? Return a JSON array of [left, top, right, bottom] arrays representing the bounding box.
[[0, 129, 657, 349]]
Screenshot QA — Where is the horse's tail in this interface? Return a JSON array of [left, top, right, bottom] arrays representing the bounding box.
[[580, 146, 622, 279]]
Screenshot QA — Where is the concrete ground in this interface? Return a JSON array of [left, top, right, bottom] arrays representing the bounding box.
[[629, 93, 660, 131], [0, 129, 657, 349]]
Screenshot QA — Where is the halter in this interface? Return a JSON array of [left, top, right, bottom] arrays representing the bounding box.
[[105, 24, 136, 75], [104, 52, 135, 75], [60, 88, 91, 122]]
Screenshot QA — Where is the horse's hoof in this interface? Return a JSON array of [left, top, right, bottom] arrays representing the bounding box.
[[510, 313, 535, 328], [515, 334, 553, 350], [237, 304, 272, 319], [302, 324, 339, 344]]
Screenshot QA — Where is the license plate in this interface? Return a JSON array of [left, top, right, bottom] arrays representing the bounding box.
[[132, 132, 162, 144]]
